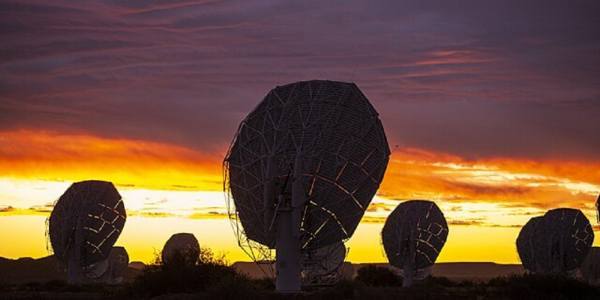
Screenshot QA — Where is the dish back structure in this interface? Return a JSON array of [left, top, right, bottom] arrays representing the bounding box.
[[224, 80, 390, 292], [580, 246, 600, 284], [516, 208, 594, 274], [105, 247, 129, 285], [47, 180, 126, 284], [162, 233, 200, 263], [300, 242, 346, 285], [381, 200, 449, 286], [84, 246, 129, 284]]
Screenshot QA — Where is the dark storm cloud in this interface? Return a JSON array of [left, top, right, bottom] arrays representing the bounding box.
[[1, 0, 599, 159]]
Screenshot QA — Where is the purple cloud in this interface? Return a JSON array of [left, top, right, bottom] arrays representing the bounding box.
[[1, 0, 599, 160]]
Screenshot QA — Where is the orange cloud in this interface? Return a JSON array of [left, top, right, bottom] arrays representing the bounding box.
[[0, 130, 223, 191], [379, 148, 600, 212], [2, 130, 598, 226]]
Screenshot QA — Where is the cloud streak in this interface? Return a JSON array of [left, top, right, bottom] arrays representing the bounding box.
[[1, 0, 599, 162], [0, 130, 222, 190], [379, 148, 600, 212]]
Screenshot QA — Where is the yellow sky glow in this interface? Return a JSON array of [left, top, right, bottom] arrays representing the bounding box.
[[0, 130, 599, 264]]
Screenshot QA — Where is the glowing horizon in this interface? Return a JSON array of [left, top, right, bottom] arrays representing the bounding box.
[[0, 130, 598, 265]]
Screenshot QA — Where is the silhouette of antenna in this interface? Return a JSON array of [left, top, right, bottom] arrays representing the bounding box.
[[300, 242, 346, 285], [579, 246, 600, 284], [516, 208, 594, 275], [596, 194, 600, 223], [381, 200, 449, 286], [224, 80, 390, 292], [47, 180, 126, 285], [162, 233, 200, 263], [84, 246, 129, 284], [105, 247, 129, 285]]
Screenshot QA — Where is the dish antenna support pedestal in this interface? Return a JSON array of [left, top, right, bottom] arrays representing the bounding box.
[[274, 154, 303, 293], [47, 181, 126, 286]]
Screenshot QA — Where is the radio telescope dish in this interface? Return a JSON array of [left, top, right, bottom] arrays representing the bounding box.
[[224, 80, 390, 292], [82, 246, 129, 284], [162, 233, 200, 263], [105, 246, 129, 285], [83, 259, 109, 279], [580, 247, 600, 284], [381, 200, 449, 287], [516, 208, 594, 274], [300, 242, 346, 285], [47, 180, 126, 284]]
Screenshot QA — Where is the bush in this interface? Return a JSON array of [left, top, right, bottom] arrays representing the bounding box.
[[355, 265, 401, 287], [127, 246, 250, 298], [41, 279, 68, 292], [427, 276, 454, 287], [310, 279, 363, 300], [489, 273, 599, 300]]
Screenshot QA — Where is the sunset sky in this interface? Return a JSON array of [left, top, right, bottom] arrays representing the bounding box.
[[1, 1, 599, 265]]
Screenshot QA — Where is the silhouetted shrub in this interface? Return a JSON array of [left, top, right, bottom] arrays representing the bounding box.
[[355, 265, 401, 287], [310, 279, 362, 300], [252, 277, 275, 291], [427, 275, 454, 287], [489, 273, 599, 300], [205, 272, 262, 300], [127, 246, 249, 298], [41, 279, 68, 291]]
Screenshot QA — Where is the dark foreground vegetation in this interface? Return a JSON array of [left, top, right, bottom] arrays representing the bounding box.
[[0, 251, 598, 300]]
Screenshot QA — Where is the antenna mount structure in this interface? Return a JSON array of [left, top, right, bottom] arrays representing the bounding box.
[[47, 180, 126, 285], [224, 80, 390, 292], [517, 208, 594, 275], [381, 200, 449, 287]]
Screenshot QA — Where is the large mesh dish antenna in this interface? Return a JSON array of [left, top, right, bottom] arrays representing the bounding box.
[[105, 246, 129, 285], [516, 208, 594, 274], [381, 200, 449, 286], [162, 233, 200, 263], [225, 80, 390, 249], [82, 247, 129, 285], [84, 259, 109, 279], [224, 80, 390, 292], [47, 180, 126, 284]]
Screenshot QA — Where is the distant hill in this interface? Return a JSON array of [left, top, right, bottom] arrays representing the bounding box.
[[0, 255, 142, 285], [428, 262, 524, 281], [1, 255, 525, 285], [128, 261, 147, 270], [233, 261, 524, 282]]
